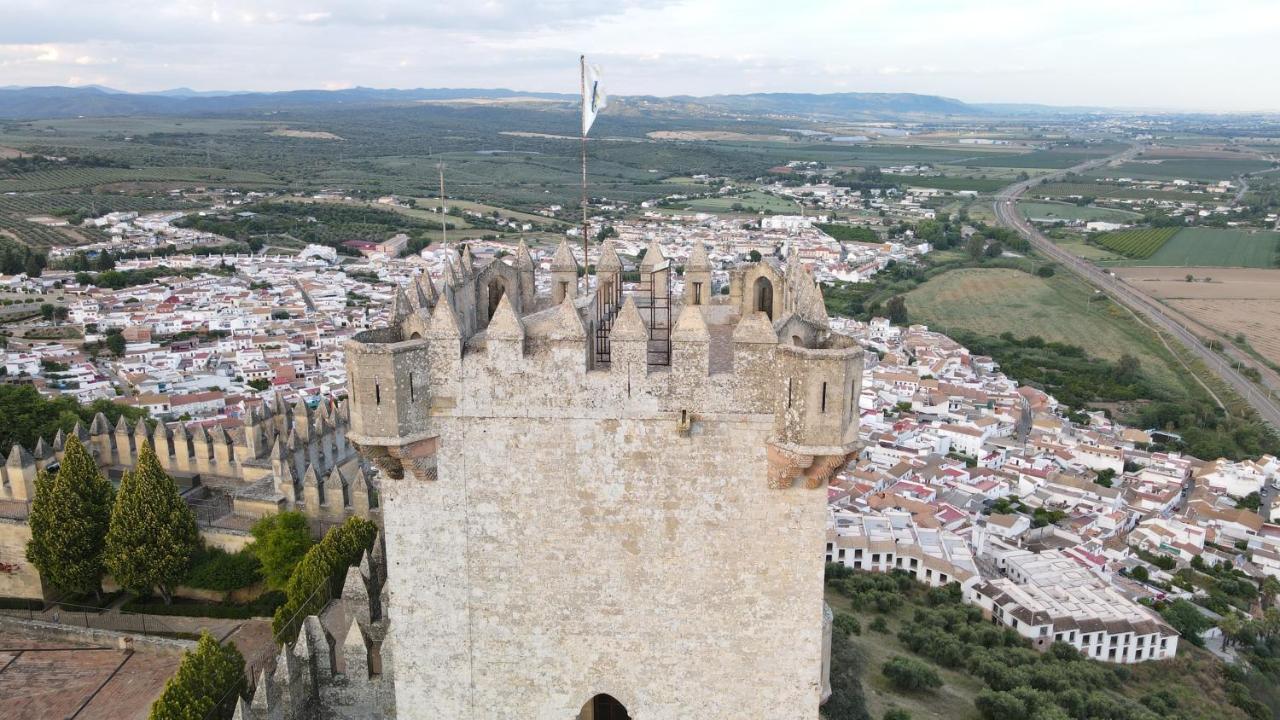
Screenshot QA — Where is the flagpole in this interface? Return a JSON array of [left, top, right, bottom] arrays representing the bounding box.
[[580, 54, 589, 291]]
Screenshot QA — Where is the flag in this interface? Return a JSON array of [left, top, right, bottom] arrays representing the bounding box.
[[582, 60, 607, 135]]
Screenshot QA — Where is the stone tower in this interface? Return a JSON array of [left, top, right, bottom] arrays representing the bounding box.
[[344, 248, 860, 719]]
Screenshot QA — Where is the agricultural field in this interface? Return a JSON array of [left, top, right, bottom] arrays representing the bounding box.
[[1116, 267, 1280, 367], [1087, 158, 1274, 182], [955, 143, 1127, 169], [903, 267, 1183, 395], [1033, 181, 1212, 203], [1105, 227, 1280, 268], [0, 166, 282, 193], [883, 174, 1007, 192], [1096, 227, 1180, 258], [678, 190, 800, 214], [1018, 201, 1141, 223]]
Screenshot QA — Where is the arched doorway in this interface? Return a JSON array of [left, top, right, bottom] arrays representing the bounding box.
[[754, 276, 774, 320], [578, 694, 630, 720], [487, 277, 506, 320]]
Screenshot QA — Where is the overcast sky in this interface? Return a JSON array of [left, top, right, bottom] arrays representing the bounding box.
[[2, 0, 1277, 112]]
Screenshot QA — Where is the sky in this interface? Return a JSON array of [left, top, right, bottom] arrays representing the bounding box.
[[1, 0, 1278, 112]]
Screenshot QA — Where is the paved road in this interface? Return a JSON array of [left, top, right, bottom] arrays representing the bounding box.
[[992, 145, 1280, 432]]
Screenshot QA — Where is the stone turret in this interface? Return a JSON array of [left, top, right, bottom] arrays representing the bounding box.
[[550, 239, 578, 304], [685, 242, 711, 306], [595, 239, 623, 306], [639, 238, 670, 298], [340, 251, 858, 719], [4, 445, 36, 501], [515, 239, 536, 310]]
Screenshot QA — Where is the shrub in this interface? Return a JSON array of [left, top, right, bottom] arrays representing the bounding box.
[[869, 616, 890, 633], [883, 709, 911, 720], [271, 516, 378, 641], [249, 511, 313, 590], [834, 612, 862, 637], [124, 591, 285, 620], [882, 656, 943, 692], [183, 546, 261, 591]]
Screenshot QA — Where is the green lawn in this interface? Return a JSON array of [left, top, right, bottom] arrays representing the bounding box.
[[682, 190, 800, 214], [1018, 201, 1140, 223], [903, 267, 1182, 394], [1102, 227, 1280, 268]]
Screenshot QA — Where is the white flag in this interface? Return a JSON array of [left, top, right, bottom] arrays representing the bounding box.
[[582, 60, 607, 135]]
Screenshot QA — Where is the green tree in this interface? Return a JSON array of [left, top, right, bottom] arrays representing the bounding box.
[[25, 435, 115, 599], [885, 296, 909, 325], [105, 440, 199, 604], [1161, 599, 1211, 646], [883, 709, 911, 720], [966, 234, 987, 260], [250, 511, 314, 591], [105, 331, 126, 356], [749, 249, 762, 262], [882, 656, 943, 692], [149, 631, 245, 720]]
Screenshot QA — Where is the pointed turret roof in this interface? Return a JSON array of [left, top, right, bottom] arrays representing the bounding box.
[[428, 293, 463, 339], [90, 412, 111, 435], [611, 296, 648, 342], [33, 437, 50, 459], [272, 435, 288, 460], [390, 285, 412, 323], [134, 417, 150, 438], [445, 256, 462, 287], [486, 294, 524, 342], [53, 428, 65, 451], [732, 310, 779, 344], [412, 273, 437, 309], [71, 422, 89, 442], [515, 239, 535, 271], [114, 415, 130, 435], [551, 239, 578, 272], [460, 244, 475, 277], [7, 444, 33, 467], [687, 241, 710, 270], [302, 465, 321, 487], [546, 297, 586, 342], [671, 303, 710, 342], [640, 239, 667, 268], [596, 239, 622, 271]]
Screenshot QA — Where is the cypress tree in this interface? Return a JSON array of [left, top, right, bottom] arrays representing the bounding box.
[[25, 435, 115, 599], [105, 439, 198, 604], [149, 631, 245, 720]]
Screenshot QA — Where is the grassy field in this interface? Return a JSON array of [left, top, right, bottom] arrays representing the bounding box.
[[1033, 182, 1214, 202], [903, 267, 1182, 394], [1018, 201, 1140, 222], [680, 190, 799, 214], [1103, 227, 1280, 268], [0, 166, 281, 192], [883, 174, 1008, 192], [1089, 158, 1274, 182]]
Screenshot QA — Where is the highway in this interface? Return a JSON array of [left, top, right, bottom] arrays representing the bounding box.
[[992, 145, 1280, 432]]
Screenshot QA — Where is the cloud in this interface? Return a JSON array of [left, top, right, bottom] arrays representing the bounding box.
[[0, 0, 1276, 111]]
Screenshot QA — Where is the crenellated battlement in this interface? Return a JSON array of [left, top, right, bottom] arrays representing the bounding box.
[[344, 240, 862, 491]]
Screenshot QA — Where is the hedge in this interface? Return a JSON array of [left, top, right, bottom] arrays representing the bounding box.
[[271, 516, 378, 641]]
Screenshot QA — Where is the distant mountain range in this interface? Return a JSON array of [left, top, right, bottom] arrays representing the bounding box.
[[0, 84, 1111, 121]]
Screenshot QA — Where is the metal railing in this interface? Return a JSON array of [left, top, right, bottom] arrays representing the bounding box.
[[0, 599, 188, 637]]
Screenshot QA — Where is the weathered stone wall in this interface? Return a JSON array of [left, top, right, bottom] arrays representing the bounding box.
[[380, 329, 835, 720], [350, 254, 857, 719], [0, 518, 41, 599]]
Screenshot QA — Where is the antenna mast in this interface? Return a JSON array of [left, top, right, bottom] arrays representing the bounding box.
[[436, 161, 448, 247]]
